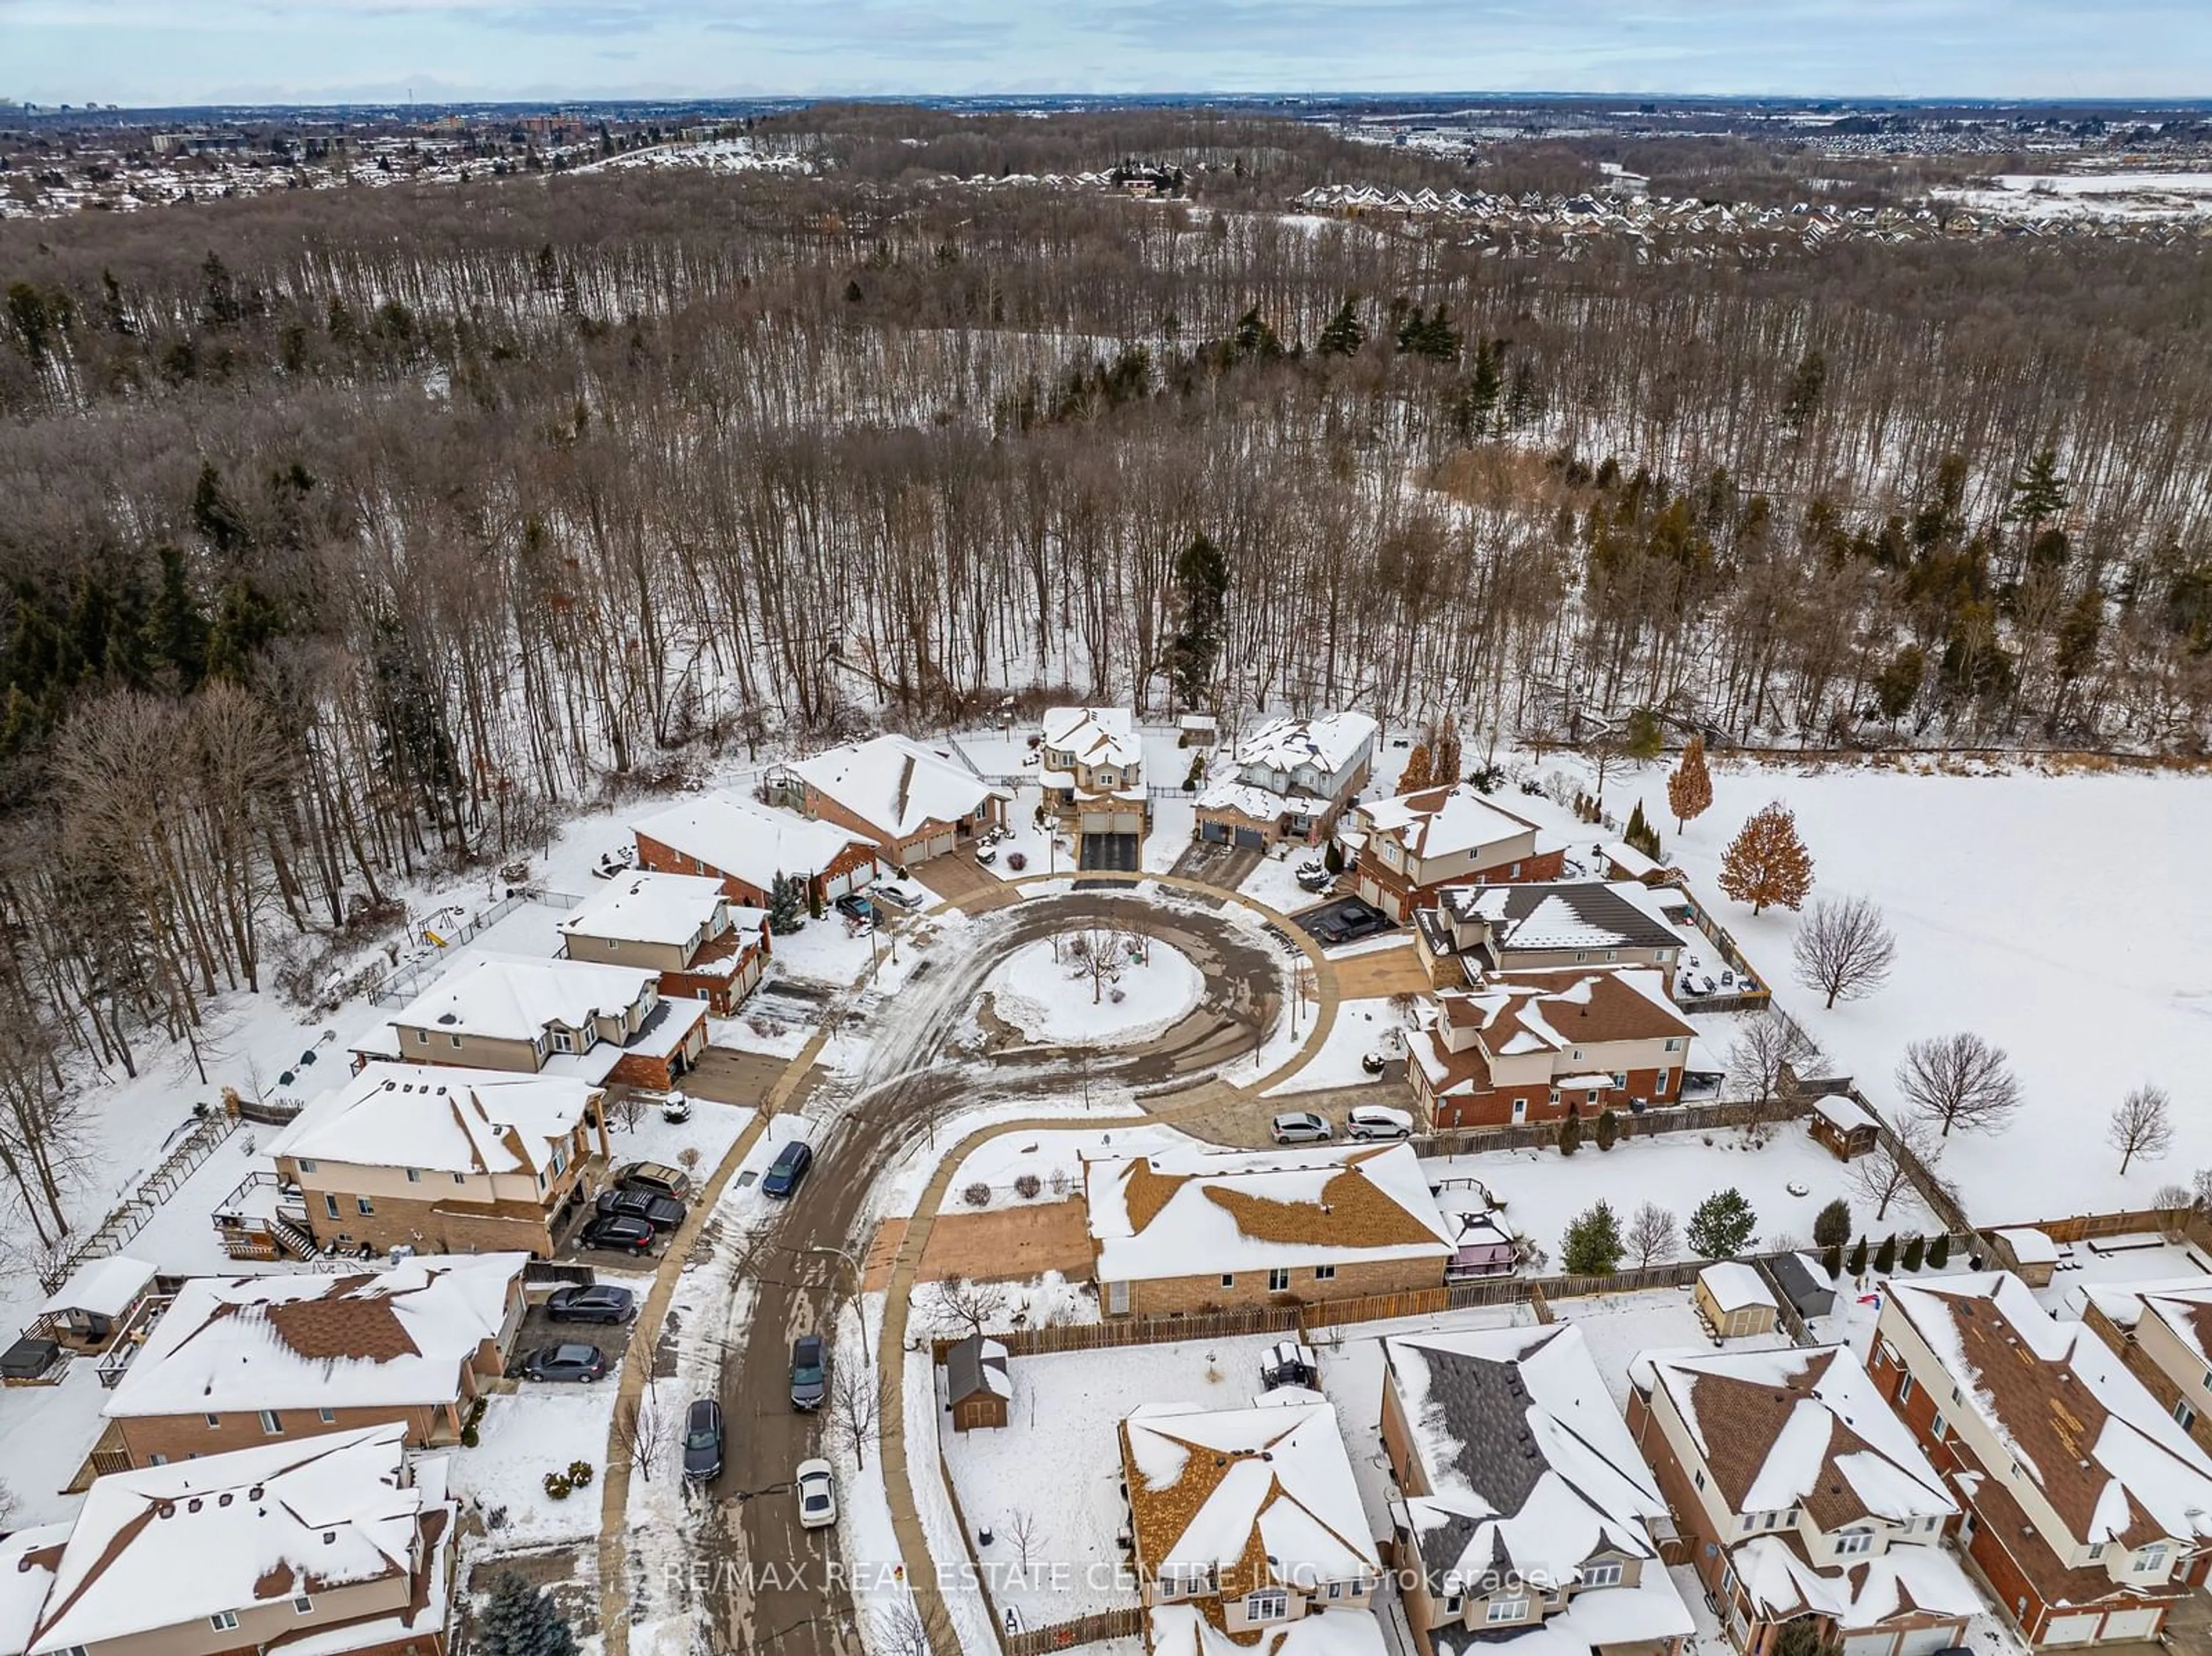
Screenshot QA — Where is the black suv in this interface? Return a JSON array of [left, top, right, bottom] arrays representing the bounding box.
[[683, 1398, 724, 1481], [546, 1284, 637, 1324], [577, 1214, 656, 1255], [594, 1187, 685, 1232]]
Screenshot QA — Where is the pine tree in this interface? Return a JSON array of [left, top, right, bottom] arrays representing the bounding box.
[[1397, 741, 1434, 793], [1685, 1189, 1758, 1258], [767, 873, 807, 935], [1821, 1242, 1843, 1279], [1562, 1201, 1623, 1276], [1666, 735, 1714, 833], [1847, 1236, 1869, 1276], [1874, 1234, 1899, 1275], [1902, 1234, 1926, 1272], [1316, 297, 1365, 358], [1623, 801, 1662, 861], [1770, 1616, 1842, 1656], [1812, 1198, 1851, 1251], [478, 1572, 579, 1656], [147, 545, 209, 690], [1927, 1233, 1951, 1269], [1165, 533, 1229, 710], [1717, 799, 1815, 915], [1595, 1108, 1619, 1152], [2004, 446, 2070, 536], [1556, 1110, 1582, 1157]]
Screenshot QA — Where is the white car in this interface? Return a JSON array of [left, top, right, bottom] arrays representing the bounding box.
[[1269, 1111, 1333, 1145], [1347, 1105, 1415, 1141], [796, 1458, 837, 1529]]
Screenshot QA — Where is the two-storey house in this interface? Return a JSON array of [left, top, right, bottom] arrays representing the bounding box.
[[1349, 785, 1567, 923], [2082, 1278, 2212, 1456], [262, 1064, 608, 1257], [1872, 1273, 2212, 1646], [1628, 1346, 1983, 1656], [1408, 968, 1696, 1128], [1038, 706, 1147, 867], [557, 873, 771, 1016], [1195, 711, 1377, 850], [1380, 1324, 1694, 1656], [1414, 881, 1688, 992]]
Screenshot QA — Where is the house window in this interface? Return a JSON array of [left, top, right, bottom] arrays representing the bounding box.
[[1443, 1595, 1462, 1616], [1605, 949, 1617, 960], [259, 1410, 283, 1435], [1897, 1372, 1914, 1403], [405, 1168, 421, 1183], [448, 1033, 463, 1049], [1663, 1037, 1683, 1052], [1835, 1529, 1873, 1558], [551, 1148, 567, 1177], [1693, 1469, 1705, 1490], [297, 1158, 317, 1172], [324, 1193, 340, 1220], [1658, 948, 1673, 961], [294, 1597, 315, 1614], [1510, 862, 1522, 877], [553, 1029, 575, 1054], [1930, 1411, 1946, 1440], [1268, 1268, 1291, 1293], [1570, 1047, 1584, 1062], [1582, 1562, 1622, 1588], [356, 1196, 374, 1216], [1220, 1274, 1234, 1289], [2137, 1543, 2170, 1576], [1655, 1071, 1670, 1096], [1739, 1515, 1756, 1534], [1244, 1590, 1288, 1623], [453, 1172, 467, 1184], [1611, 1073, 1627, 1088], [148, 1455, 167, 1466], [1485, 1598, 1529, 1624], [1315, 1265, 1336, 1282], [2088, 1543, 2105, 1562], [210, 1613, 240, 1632], [1573, 950, 1587, 964], [1325, 1582, 1342, 1601], [319, 1408, 337, 1424], [2177, 1399, 2198, 1431], [206, 1414, 221, 1428], [415, 1029, 430, 1045], [1548, 1089, 1560, 1106]]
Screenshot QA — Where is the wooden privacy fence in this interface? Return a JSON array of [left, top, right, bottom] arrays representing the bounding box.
[[1006, 1609, 1145, 1656], [1416, 1097, 1806, 1160]]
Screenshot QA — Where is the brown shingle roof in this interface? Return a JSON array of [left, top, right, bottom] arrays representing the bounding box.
[[1683, 1351, 1889, 1532], [1202, 1153, 1442, 1251]]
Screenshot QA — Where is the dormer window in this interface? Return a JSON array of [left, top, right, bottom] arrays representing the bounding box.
[[552, 1029, 575, 1054], [2137, 1543, 2169, 1577], [1835, 1529, 1873, 1558]]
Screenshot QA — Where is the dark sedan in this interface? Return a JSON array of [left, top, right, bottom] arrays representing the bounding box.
[[546, 1284, 637, 1324], [790, 1333, 827, 1410], [518, 1343, 608, 1382], [594, 1187, 686, 1232], [761, 1139, 813, 1199], [577, 1214, 656, 1255], [683, 1397, 724, 1481]]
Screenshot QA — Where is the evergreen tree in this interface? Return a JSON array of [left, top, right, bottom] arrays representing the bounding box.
[[1323, 840, 1344, 876], [1164, 533, 1229, 710], [2004, 446, 2070, 537], [1812, 1198, 1851, 1252], [1847, 1236, 1869, 1276], [1666, 735, 1714, 833], [1928, 1233, 1951, 1269], [1397, 741, 1434, 793], [1562, 1201, 1623, 1276], [146, 545, 209, 691], [478, 1572, 579, 1656], [1556, 1110, 1583, 1157], [1595, 1108, 1619, 1151], [1902, 1234, 1926, 1272], [1873, 647, 1925, 722], [1230, 306, 1283, 363], [204, 577, 282, 685], [1623, 801, 1662, 862], [767, 873, 807, 935], [1770, 1616, 1842, 1656], [1316, 297, 1365, 358], [1821, 1242, 1843, 1279], [1718, 799, 1815, 915], [1780, 350, 1826, 440], [1874, 1234, 1899, 1274], [1685, 1188, 1758, 1258]]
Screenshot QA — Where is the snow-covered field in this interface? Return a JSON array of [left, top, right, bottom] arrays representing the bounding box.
[[943, 1124, 1196, 1211], [1940, 170, 2212, 221], [453, 1388, 619, 1548], [1424, 1119, 1931, 1268], [985, 938, 1204, 1045]]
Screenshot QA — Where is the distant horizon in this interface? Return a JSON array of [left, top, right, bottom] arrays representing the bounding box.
[[7, 1, 2207, 112]]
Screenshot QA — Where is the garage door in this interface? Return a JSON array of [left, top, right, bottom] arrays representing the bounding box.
[[1842, 1632, 1893, 1656], [925, 832, 955, 860], [2043, 1612, 2101, 1644], [1111, 811, 1142, 834], [822, 869, 854, 899], [1899, 1628, 1963, 1656], [2097, 1607, 2160, 1640], [1233, 827, 1266, 850], [1200, 820, 1229, 843]]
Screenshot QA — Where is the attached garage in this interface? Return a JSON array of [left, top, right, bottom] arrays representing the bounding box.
[[923, 831, 955, 861], [2096, 1606, 2161, 1641], [1111, 810, 1142, 834], [821, 867, 858, 899], [1842, 1632, 1894, 1656], [1233, 826, 1266, 850], [1897, 1628, 1965, 1656], [2042, 1611, 2102, 1644], [1199, 820, 1230, 843]]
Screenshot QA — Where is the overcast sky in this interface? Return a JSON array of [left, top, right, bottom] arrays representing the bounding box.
[[6, 0, 2208, 108]]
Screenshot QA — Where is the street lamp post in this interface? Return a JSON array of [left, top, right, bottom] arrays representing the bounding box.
[[803, 1244, 870, 1350]]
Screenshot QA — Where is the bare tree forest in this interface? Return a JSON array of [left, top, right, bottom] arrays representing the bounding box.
[[0, 110, 2207, 1123]]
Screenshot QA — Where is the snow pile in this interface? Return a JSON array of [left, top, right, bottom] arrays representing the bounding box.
[[986, 937, 1205, 1046]]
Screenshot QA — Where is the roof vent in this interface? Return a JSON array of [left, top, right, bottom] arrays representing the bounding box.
[[323, 1532, 336, 1545], [156, 1502, 176, 1519], [187, 1498, 203, 1513], [437, 1013, 459, 1025], [218, 1493, 233, 1507]]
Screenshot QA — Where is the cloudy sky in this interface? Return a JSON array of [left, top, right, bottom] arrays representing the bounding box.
[[5, 0, 2207, 107]]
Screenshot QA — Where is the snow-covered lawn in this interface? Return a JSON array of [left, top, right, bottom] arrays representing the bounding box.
[[985, 938, 1204, 1045], [0, 1362, 107, 1525], [1238, 844, 1327, 915], [1543, 1286, 1795, 1408], [944, 1124, 1196, 1211], [1262, 996, 1413, 1096], [908, 1271, 1098, 1336], [453, 1387, 618, 1549], [1423, 1120, 1931, 1268], [599, 1094, 755, 1181]]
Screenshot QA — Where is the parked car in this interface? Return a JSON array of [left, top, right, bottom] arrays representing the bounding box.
[[546, 1284, 637, 1324], [658, 1092, 692, 1124], [612, 1161, 694, 1203], [578, 1214, 657, 1255], [1270, 1111, 1333, 1145], [790, 1333, 827, 1410], [683, 1398, 724, 1481], [518, 1343, 608, 1382], [974, 842, 998, 865], [1347, 1105, 1415, 1142], [874, 884, 922, 910], [1257, 1339, 1320, 1392], [594, 1187, 685, 1233], [834, 893, 878, 927], [762, 1139, 814, 1199], [795, 1458, 837, 1529]]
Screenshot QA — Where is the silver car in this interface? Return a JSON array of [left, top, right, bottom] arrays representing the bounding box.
[[1269, 1111, 1333, 1145]]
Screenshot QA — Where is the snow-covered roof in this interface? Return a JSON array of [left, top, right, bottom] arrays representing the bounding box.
[[1993, 1226, 2061, 1265], [558, 872, 736, 949], [2083, 1279, 2212, 1366], [1085, 1143, 1453, 1283], [790, 734, 998, 840], [1121, 1398, 1379, 1593], [28, 1424, 437, 1653], [1600, 839, 1665, 879], [1437, 881, 1680, 955], [1195, 778, 1331, 821], [1641, 1346, 1955, 1533], [1149, 1604, 1385, 1656], [1730, 1532, 1982, 1632], [632, 791, 874, 888], [1040, 706, 1140, 771], [1432, 968, 1694, 1066], [1229, 711, 1376, 780], [1360, 784, 1548, 862], [1384, 1324, 1683, 1608], [105, 1253, 525, 1420], [0, 1525, 69, 1656], [1811, 1093, 1875, 1132], [387, 953, 657, 1044], [267, 1062, 598, 1177], [37, 1255, 157, 1321], [1430, 1564, 1693, 1656], [1883, 1273, 2212, 1547], [1698, 1261, 1778, 1314]]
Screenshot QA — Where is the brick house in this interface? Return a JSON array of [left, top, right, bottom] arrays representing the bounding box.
[[1194, 711, 1377, 850], [1413, 880, 1689, 992], [1082, 1142, 1454, 1317], [780, 734, 1006, 866], [265, 1064, 608, 1257], [1120, 1397, 1384, 1649], [13, 1423, 456, 1656], [1627, 1345, 1983, 1656], [1038, 706, 1148, 862], [1870, 1273, 2212, 1646], [355, 955, 708, 1091], [101, 1255, 526, 1468], [557, 873, 771, 1017], [1408, 968, 1696, 1128], [1347, 786, 1567, 923], [632, 791, 878, 910], [1380, 1323, 1693, 1656], [2082, 1279, 2212, 1457]]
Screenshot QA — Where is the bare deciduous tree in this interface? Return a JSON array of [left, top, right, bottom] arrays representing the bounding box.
[[1791, 895, 1897, 1009], [1894, 1033, 2021, 1138], [929, 1276, 1005, 1339], [1850, 1115, 1942, 1223], [831, 1360, 884, 1469], [870, 1595, 953, 1656], [1005, 1507, 1043, 1578], [2108, 1085, 2175, 1176], [610, 1396, 668, 1483], [1728, 1009, 1820, 1112], [1627, 1202, 1679, 1268]]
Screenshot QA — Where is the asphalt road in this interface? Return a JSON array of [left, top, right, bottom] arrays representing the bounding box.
[[700, 890, 1289, 1656]]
